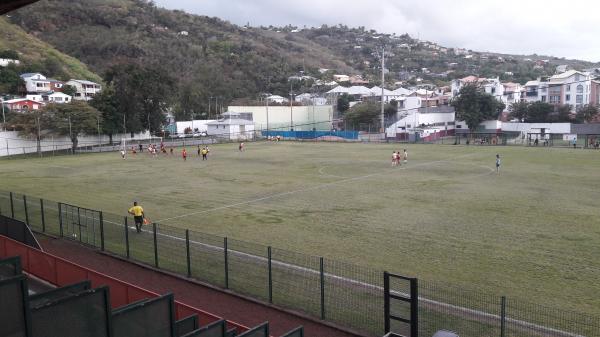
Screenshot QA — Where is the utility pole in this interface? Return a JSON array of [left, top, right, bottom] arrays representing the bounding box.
[[1, 97, 5, 131], [265, 94, 270, 132], [208, 96, 213, 119], [381, 46, 385, 138], [289, 80, 294, 130]]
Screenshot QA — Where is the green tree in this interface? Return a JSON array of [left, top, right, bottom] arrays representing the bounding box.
[[451, 84, 505, 130], [0, 63, 25, 94], [105, 63, 174, 136], [526, 102, 553, 122], [43, 101, 102, 152], [343, 101, 379, 130], [337, 94, 350, 114], [174, 83, 202, 121], [8, 109, 50, 155], [509, 101, 529, 122], [0, 50, 19, 60], [549, 104, 572, 123], [62, 85, 77, 97], [90, 85, 121, 144], [576, 104, 599, 123]]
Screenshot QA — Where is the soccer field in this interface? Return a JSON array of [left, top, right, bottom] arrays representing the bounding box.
[[0, 141, 598, 315]]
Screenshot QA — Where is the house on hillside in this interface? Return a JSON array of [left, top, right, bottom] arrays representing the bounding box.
[[0, 58, 20, 67], [2, 98, 44, 112], [48, 79, 65, 92], [333, 74, 350, 82], [349, 75, 369, 85], [556, 65, 570, 73], [26, 92, 71, 104], [20, 73, 51, 93], [66, 80, 102, 101]]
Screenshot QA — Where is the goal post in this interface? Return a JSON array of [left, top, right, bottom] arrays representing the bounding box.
[[120, 137, 163, 151]]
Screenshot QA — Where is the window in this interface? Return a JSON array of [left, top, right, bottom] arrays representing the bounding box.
[[491, 88, 496, 94], [576, 95, 583, 104], [541, 96, 546, 102], [566, 85, 571, 92], [549, 95, 560, 104], [566, 94, 570, 101], [577, 85, 583, 93]]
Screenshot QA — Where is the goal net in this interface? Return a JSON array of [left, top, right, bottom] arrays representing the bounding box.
[[120, 137, 163, 152]]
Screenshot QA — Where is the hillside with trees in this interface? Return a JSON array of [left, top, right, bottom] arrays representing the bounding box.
[[7, 0, 599, 117], [0, 17, 101, 94]]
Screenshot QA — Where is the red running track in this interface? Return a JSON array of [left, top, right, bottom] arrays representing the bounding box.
[[37, 236, 366, 337]]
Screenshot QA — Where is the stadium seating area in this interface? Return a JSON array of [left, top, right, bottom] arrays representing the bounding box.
[[0, 238, 304, 337]]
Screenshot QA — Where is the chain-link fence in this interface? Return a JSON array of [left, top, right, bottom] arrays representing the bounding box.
[[0, 190, 598, 337]]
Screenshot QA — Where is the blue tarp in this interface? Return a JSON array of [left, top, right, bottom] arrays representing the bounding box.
[[261, 130, 359, 140]]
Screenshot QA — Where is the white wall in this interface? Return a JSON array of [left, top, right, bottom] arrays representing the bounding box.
[[227, 105, 333, 131], [500, 122, 571, 134], [206, 124, 255, 140], [0, 130, 150, 156], [175, 120, 216, 134]]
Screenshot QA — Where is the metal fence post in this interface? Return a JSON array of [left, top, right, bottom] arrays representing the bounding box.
[[501, 296, 506, 337], [124, 217, 130, 259], [23, 195, 29, 226], [384, 271, 390, 333], [185, 229, 191, 278], [153, 223, 158, 268], [9, 192, 14, 218], [268, 246, 273, 303], [410, 278, 419, 337], [224, 237, 229, 289], [40, 199, 46, 232], [58, 202, 64, 237], [320, 257, 325, 320], [99, 211, 104, 251]]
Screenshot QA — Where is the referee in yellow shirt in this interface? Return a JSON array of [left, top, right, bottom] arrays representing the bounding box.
[[128, 201, 145, 233]]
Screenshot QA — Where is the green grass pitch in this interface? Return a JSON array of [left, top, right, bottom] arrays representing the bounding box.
[[0, 141, 598, 316]]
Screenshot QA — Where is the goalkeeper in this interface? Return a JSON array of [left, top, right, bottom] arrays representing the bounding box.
[[128, 201, 145, 233]]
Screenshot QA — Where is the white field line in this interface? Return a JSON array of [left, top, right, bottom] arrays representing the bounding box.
[[156, 154, 479, 223], [11, 199, 582, 337], [131, 223, 586, 337], [0, 159, 588, 337]]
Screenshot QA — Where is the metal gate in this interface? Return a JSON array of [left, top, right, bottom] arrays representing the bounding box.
[[384, 271, 418, 337], [58, 202, 104, 248]]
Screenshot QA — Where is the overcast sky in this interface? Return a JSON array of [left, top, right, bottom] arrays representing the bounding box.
[[154, 0, 600, 62]]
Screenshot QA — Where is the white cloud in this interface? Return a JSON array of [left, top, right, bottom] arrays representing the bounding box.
[[154, 0, 600, 62]]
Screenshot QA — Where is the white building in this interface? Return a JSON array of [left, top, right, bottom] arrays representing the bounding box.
[[451, 76, 503, 99], [206, 116, 255, 140], [267, 95, 288, 104], [0, 58, 20, 67], [227, 105, 334, 131], [26, 92, 72, 104], [502, 82, 522, 106], [295, 93, 327, 106], [548, 70, 591, 110], [523, 71, 592, 111], [66, 79, 102, 101], [45, 92, 72, 103], [20, 73, 50, 93], [175, 120, 216, 135], [333, 74, 350, 82]]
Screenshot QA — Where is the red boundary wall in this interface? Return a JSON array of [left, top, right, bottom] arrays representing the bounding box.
[[0, 234, 250, 333]]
